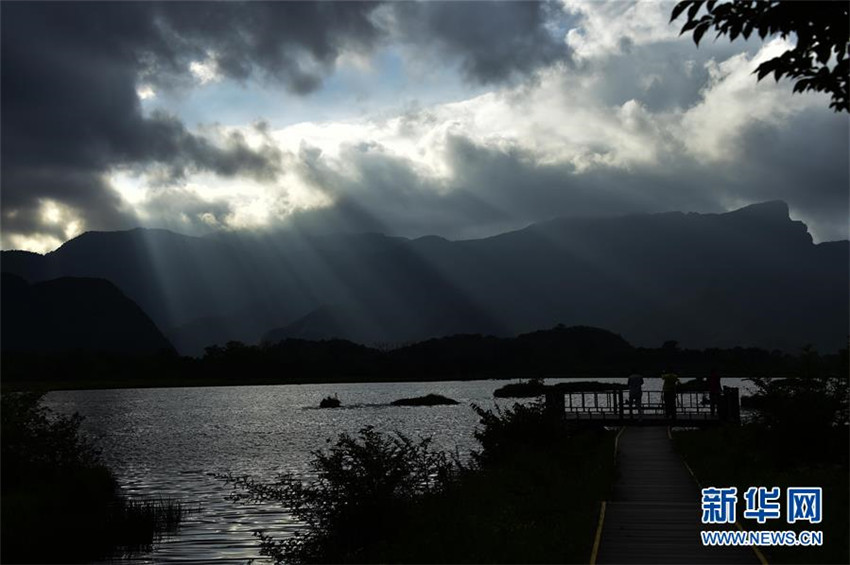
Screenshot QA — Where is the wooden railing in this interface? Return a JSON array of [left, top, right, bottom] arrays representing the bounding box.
[[545, 386, 741, 425]]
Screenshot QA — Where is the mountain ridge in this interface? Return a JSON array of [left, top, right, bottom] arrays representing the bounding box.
[[1, 201, 846, 354], [3, 200, 817, 258]]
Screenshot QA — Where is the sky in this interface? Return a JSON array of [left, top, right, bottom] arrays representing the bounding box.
[[2, 1, 848, 254]]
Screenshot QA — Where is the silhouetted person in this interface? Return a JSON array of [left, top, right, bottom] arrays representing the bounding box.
[[662, 369, 679, 419], [708, 369, 722, 417], [627, 369, 644, 419]]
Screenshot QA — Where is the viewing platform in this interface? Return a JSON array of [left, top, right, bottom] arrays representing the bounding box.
[[545, 387, 741, 427]]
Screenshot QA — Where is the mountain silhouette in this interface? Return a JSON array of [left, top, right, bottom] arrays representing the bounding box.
[[263, 305, 359, 343], [1, 201, 846, 354], [1, 273, 173, 354]]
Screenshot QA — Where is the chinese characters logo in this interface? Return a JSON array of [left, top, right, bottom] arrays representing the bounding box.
[[701, 486, 822, 525]]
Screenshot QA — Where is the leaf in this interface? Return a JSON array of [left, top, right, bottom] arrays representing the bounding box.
[[680, 19, 699, 34], [687, 1, 703, 21], [755, 61, 774, 81], [694, 21, 711, 45], [670, 1, 692, 23], [792, 79, 809, 93], [816, 42, 832, 65], [729, 21, 742, 42]]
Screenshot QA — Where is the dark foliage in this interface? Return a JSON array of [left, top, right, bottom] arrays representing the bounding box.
[[7, 325, 846, 390], [471, 401, 575, 466], [671, 0, 849, 112], [745, 371, 848, 466], [402, 403, 614, 563], [748, 374, 848, 429], [1, 393, 185, 563], [224, 426, 455, 563], [224, 402, 615, 564], [1, 391, 104, 493]]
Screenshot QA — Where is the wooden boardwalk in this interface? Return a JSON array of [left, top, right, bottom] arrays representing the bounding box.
[[594, 427, 759, 564]]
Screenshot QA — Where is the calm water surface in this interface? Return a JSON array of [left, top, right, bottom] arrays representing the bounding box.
[[44, 378, 752, 563]]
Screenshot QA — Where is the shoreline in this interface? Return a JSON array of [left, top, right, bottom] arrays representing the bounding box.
[[1, 373, 774, 394]]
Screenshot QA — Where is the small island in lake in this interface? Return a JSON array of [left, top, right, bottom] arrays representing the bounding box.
[[319, 395, 341, 408], [391, 394, 459, 406], [494, 379, 628, 398]]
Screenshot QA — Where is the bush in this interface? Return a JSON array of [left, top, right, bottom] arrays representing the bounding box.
[[1, 391, 102, 486], [1, 392, 185, 563], [393, 401, 614, 563], [746, 374, 848, 466], [471, 400, 572, 466], [748, 375, 848, 428], [225, 425, 455, 563], [226, 402, 615, 564]]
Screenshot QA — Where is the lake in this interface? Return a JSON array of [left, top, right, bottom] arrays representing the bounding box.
[[43, 377, 754, 563]]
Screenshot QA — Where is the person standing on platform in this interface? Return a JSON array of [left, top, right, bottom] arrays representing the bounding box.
[[627, 370, 644, 419], [661, 369, 679, 419]]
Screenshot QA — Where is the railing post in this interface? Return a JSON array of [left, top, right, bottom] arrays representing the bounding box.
[[618, 389, 624, 419]]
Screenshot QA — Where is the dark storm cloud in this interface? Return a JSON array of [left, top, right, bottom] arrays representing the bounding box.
[[146, 2, 383, 93], [1, 1, 571, 246], [0, 1, 381, 242], [391, 1, 572, 85], [136, 116, 283, 184]]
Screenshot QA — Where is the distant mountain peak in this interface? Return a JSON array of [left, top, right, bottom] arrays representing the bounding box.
[[51, 227, 200, 256], [728, 200, 790, 218], [515, 200, 798, 239]]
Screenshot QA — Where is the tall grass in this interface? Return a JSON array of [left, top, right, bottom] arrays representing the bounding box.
[[108, 497, 188, 553]]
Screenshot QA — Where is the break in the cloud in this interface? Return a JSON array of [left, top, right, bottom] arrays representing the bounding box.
[[274, 53, 845, 241], [1, 1, 847, 253]]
